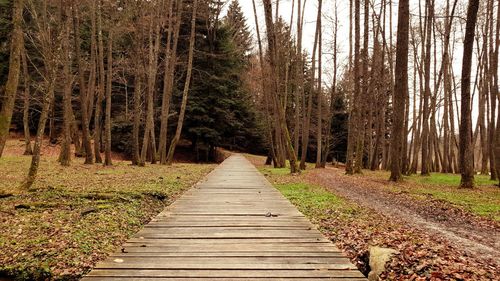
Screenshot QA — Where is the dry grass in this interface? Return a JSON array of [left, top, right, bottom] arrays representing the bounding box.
[[0, 138, 215, 280]]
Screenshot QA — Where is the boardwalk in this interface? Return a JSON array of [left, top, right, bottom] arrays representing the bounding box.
[[83, 155, 366, 280]]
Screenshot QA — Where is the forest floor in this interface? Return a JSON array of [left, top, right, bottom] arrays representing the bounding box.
[[0, 138, 215, 280], [245, 155, 500, 280]]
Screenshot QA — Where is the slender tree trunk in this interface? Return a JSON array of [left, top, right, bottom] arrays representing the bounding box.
[[315, 4, 322, 168], [132, 55, 142, 165], [72, 2, 93, 164], [322, 3, 338, 167], [459, 0, 479, 188], [488, 0, 498, 180], [492, 0, 500, 184], [159, 0, 180, 164], [59, 11, 72, 166], [0, 0, 24, 157], [21, 46, 32, 155], [357, 0, 369, 171], [24, 0, 56, 188], [252, 0, 278, 167], [87, 1, 97, 125], [94, 0, 105, 163], [293, 0, 304, 158], [24, 79, 54, 189], [389, 0, 409, 181], [421, 0, 434, 176], [104, 31, 113, 166], [262, 0, 299, 173], [166, 0, 199, 165], [300, 0, 322, 170], [346, 0, 361, 174]]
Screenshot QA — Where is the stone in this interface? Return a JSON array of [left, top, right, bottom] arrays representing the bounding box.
[[368, 246, 398, 281]]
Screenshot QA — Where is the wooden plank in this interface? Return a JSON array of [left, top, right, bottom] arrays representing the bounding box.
[[81, 276, 366, 281], [82, 155, 365, 280], [111, 252, 348, 257], [85, 269, 365, 278]]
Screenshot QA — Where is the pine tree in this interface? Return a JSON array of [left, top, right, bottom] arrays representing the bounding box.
[[224, 0, 252, 56]]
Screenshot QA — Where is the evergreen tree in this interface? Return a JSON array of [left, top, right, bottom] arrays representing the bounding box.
[[224, 0, 252, 56], [0, 0, 12, 91]]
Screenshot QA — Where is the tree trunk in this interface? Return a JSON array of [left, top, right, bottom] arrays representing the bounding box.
[[104, 30, 113, 166], [73, 2, 94, 164], [488, 0, 498, 180], [166, 0, 199, 165], [132, 57, 142, 166], [346, 0, 361, 174], [421, 0, 434, 176], [315, 3, 323, 168], [300, 0, 322, 170], [262, 0, 299, 173], [0, 0, 24, 157], [94, 0, 105, 164], [21, 46, 32, 155], [159, 0, 181, 164], [59, 10, 72, 167], [459, 0, 479, 188], [293, 0, 304, 159], [389, 0, 409, 181]]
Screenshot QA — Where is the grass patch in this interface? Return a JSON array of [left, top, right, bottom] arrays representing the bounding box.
[[275, 182, 353, 219], [362, 170, 500, 220], [409, 187, 500, 220], [0, 147, 215, 280], [407, 173, 497, 186], [260, 166, 359, 226]]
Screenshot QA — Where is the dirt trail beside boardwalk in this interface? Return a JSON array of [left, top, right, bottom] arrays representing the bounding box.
[[306, 168, 500, 265]]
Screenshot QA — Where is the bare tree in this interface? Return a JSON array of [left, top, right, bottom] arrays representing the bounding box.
[[459, 0, 480, 188], [23, 0, 59, 188], [389, 0, 410, 181]]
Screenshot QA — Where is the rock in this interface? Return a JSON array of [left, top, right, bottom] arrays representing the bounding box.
[[368, 246, 398, 281]]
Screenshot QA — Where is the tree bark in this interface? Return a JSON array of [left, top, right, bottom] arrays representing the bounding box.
[[346, 0, 361, 174], [166, 0, 199, 165], [421, 0, 434, 176], [459, 0, 479, 188], [73, 2, 94, 164], [0, 0, 24, 157], [104, 30, 113, 166], [389, 0, 409, 181], [21, 45, 32, 155], [300, 0, 322, 170], [262, 0, 299, 173], [94, 0, 105, 164], [159, 0, 181, 165], [59, 9, 72, 166], [315, 1, 323, 168]]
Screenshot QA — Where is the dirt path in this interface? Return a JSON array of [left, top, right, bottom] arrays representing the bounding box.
[[306, 168, 500, 265]]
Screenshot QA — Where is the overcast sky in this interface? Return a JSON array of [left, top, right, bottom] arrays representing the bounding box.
[[235, 0, 474, 88], [237, 0, 352, 86]]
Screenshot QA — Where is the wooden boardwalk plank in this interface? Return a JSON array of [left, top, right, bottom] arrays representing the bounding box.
[[82, 155, 365, 280]]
